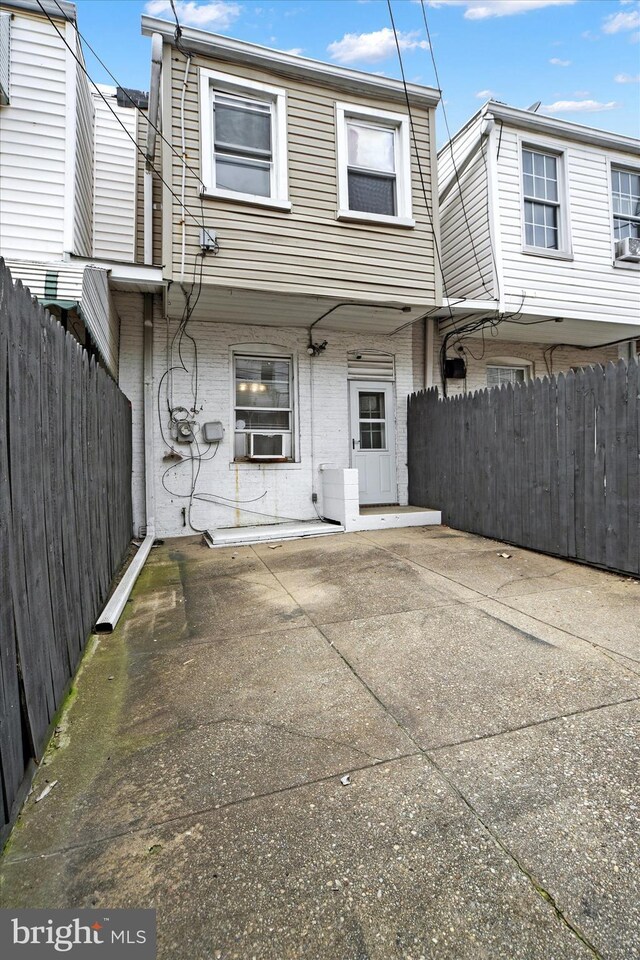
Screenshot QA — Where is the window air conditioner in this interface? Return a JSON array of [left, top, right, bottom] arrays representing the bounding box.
[[615, 237, 640, 263], [248, 433, 285, 459]]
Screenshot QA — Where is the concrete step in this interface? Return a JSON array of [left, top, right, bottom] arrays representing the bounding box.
[[204, 520, 344, 548]]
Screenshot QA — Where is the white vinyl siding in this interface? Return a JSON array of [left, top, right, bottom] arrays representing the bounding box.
[[92, 88, 137, 260], [0, 11, 10, 105], [81, 266, 119, 376], [497, 127, 640, 325], [0, 10, 68, 258], [438, 115, 496, 301], [74, 59, 94, 257], [170, 53, 436, 304]]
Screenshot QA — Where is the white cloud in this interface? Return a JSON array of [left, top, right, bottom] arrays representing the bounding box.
[[549, 57, 572, 65], [284, 47, 304, 56], [144, 1, 240, 29], [615, 72, 640, 82], [542, 99, 620, 113], [327, 28, 428, 64], [425, 1, 575, 20], [602, 10, 640, 33], [475, 88, 493, 98]]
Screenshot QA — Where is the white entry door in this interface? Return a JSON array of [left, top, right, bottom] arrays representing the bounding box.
[[349, 381, 397, 505]]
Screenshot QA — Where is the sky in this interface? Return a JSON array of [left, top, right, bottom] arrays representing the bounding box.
[[74, 0, 640, 145]]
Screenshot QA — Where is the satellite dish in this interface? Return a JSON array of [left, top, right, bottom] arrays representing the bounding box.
[[527, 101, 542, 113]]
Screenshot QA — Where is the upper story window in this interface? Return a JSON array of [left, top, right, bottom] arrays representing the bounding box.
[[199, 68, 290, 211], [336, 103, 414, 227], [522, 147, 562, 251], [611, 167, 640, 240]]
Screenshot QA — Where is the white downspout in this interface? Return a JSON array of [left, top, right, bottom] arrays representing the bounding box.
[[95, 294, 156, 632], [424, 316, 434, 389], [144, 33, 163, 266]]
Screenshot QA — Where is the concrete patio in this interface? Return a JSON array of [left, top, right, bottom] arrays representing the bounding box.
[[1, 526, 638, 959]]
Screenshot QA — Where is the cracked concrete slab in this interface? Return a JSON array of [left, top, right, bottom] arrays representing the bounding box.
[[497, 581, 640, 661], [434, 700, 640, 959], [1, 756, 594, 960], [322, 603, 640, 749]]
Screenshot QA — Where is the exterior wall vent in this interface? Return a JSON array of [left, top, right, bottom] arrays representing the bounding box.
[[347, 351, 395, 381]]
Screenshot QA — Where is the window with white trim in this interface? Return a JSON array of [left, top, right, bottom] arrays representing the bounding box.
[[487, 364, 529, 387], [199, 69, 289, 208], [611, 167, 640, 240], [522, 147, 563, 250], [336, 103, 413, 225], [233, 354, 294, 461]]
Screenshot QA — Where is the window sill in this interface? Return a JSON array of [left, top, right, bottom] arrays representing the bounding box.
[[201, 188, 292, 212], [337, 209, 415, 228], [231, 460, 301, 471], [522, 246, 573, 262]]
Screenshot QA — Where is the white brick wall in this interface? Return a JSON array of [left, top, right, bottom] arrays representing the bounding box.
[[432, 333, 620, 396], [121, 316, 415, 539]]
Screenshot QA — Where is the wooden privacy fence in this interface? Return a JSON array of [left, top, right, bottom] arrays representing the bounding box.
[[0, 259, 132, 844], [408, 358, 639, 577]]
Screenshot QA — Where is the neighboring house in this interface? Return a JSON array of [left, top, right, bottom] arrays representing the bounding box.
[[435, 100, 640, 394], [123, 15, 443, 542], [0, 0, 161, 381]]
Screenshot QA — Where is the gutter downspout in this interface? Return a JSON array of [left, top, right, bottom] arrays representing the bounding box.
[[144, 33, 163, 265], [179, 54, 192, 279], [95, 294, 156, 632]]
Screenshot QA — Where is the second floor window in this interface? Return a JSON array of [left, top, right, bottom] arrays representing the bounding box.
[[522, 147, 561, 250], [213, 94, 272, 198], [612, 168, 640, 240], [336, 103, 413, 226], [199, 68, 290, 210]]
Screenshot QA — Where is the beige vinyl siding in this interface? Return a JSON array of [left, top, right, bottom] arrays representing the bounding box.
[[438, 115, 496, 301], [74, 59, 94, 257], [497, 127, 640, 325], [166, 50, 436, 303], [0, 10, 67, 258], [92, 88, 137, 261]]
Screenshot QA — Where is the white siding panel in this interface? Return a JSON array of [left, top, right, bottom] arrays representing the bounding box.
[[81, 265, 119, 375], [438, 115, 496, 301], [92, 89, 137, 261], [0, 11, 68, 259], [4, 258, 84, 300], [74, 60, 94, 256], [497, 127, 640, 325]]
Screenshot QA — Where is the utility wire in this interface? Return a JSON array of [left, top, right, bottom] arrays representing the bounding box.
[[51, 0, 206, 193], [418, 0, 499, 301]]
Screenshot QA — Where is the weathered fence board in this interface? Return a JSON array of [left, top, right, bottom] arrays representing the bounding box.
[[0, 259, 132, 844], [408, 358, 640, 577]]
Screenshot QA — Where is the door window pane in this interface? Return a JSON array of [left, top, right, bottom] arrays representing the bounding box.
[[360, 422, 386, 449], [359, 392, 385, 419]]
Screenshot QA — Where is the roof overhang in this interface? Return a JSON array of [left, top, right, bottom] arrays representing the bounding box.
[[69, 258, 165, 293], [2, 0, 76, 19], [141, 15, 440, 109], [489, 101, 638, 155]]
